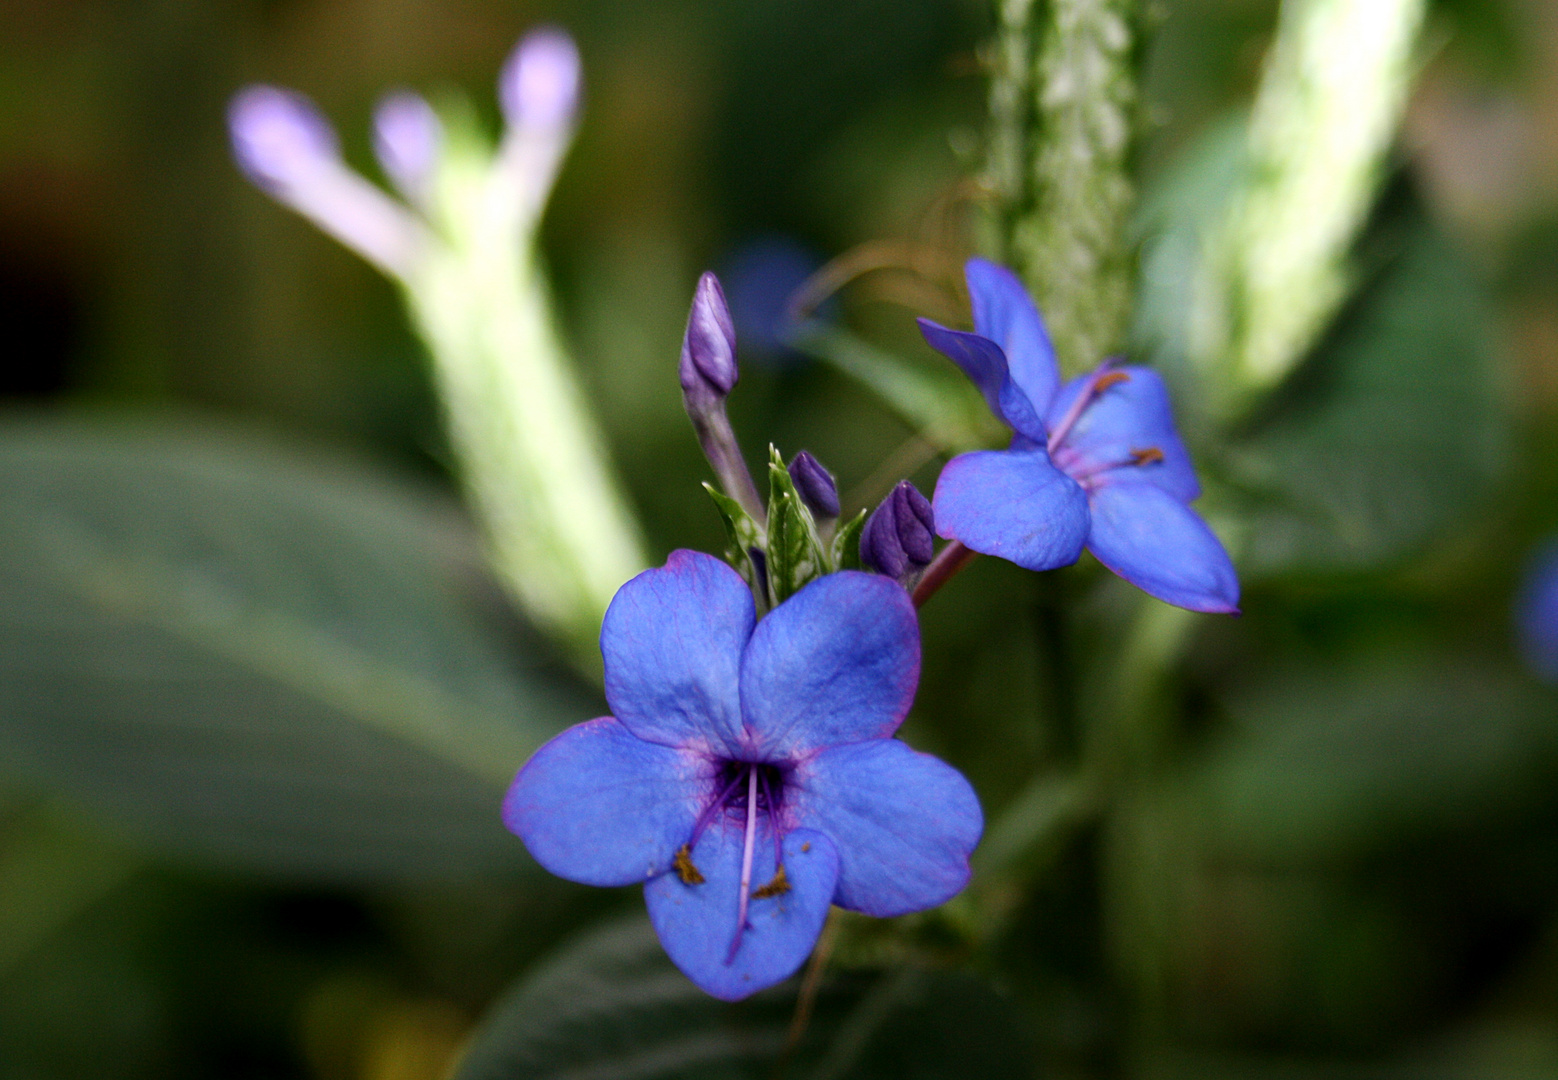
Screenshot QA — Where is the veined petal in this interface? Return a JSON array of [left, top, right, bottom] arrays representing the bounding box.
[[916, 319, 1046, 441], [1048, 367, 1200, 502], [739, 572, 919, 759], [966, 258, 1060, 414], [504, 718, 714, 887], [1086, 481, 1240, 613], [645, 823, 838, 1001], [602, 550, 754, 755], [788, 739, 981, 917], [933, 448, 1090, 572]]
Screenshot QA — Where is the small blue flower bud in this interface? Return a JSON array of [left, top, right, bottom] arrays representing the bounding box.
[[787, 451, 839, 520], [681, 272, 739, 411], [861, 481, 935, 583]]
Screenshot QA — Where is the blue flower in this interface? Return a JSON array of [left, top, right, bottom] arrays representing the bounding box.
[[918, 259, 1239, 614], [504, 550, 983, 1001], [1516, 538, 1558, 682]]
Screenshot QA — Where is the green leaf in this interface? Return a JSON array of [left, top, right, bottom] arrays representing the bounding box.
[[454, 915, 1032, 1080], [0, 415, 600, 881], [765, 448, 826, 606], [1133, 120, 1509, 575], [830, 508, 867, 573], [702, 483, 764, 591]]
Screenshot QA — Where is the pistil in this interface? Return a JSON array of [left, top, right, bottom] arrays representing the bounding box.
[[1047, 363, 1129, 453], [727, 765, 760, 964]]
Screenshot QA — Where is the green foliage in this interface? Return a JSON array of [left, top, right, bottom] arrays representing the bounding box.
[[1135, 119, 1508, 576], [831, 509, 868, 573], [0, 416, 598, 881], [703, 482, 765, 593], [765, 447, 828, 605], [454, 916, 1032, 1080]]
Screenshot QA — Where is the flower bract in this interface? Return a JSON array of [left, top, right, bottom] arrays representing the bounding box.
[[504, 550, 982, 1000], [919, 258, 1240, 614]]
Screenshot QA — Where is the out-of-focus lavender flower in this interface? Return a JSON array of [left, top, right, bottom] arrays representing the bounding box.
[[495, 27, 582, 225], [787, 451, 840, 521], [505, 551, 981, 1001], [373, 91, 442, 206], [861, 481, 936, 585], [229, 85, 425, 277], [920, 259, 1239, 614], [1517, 538, 1558, 681]]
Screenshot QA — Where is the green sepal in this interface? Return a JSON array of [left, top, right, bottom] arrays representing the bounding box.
[[765, 447, 827, 606], [702, 483, 765, 592], [830, 508, 867, 572]]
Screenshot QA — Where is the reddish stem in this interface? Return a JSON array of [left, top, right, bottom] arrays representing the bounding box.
[[911, 540, 977, 608]]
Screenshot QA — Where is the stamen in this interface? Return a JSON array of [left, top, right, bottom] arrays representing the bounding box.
[[1071, 446, 1168, 485], [751, 769, 789, 898], [753, 865, 791, 899], [1129, 447, 1164, 466], [673, 845, 705, 885], [1047, 361, 1129, 453], [727, 765, 760, 964], [675, 767, 749, 886]]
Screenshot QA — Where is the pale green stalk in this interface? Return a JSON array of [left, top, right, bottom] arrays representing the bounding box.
[[1193, 0, 1427, 409], [405, 113, 646, 665], [991, 0, 1141, 373]]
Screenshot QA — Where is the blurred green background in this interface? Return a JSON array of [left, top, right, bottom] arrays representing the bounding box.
[[4, 0, 1558, 1077]]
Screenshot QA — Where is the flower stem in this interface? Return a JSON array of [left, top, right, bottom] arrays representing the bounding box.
[[911, 541, 977, 609]]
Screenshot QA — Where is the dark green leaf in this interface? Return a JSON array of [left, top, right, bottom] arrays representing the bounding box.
[[0, 415, 600, 881], [455, 915, 1032, 1080]]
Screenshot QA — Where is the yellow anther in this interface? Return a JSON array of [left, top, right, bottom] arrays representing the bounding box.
[[752, 865, 791, 899], [1129, 447, 1164, 466], [673, 844, 705, 885]]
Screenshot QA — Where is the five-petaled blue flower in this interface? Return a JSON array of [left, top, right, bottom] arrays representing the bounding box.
[[504, 550, 983, 1001], [919, 258, 1239, 614]]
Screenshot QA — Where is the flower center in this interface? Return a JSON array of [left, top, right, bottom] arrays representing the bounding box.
[[1043, 363, 1165, 486], [672, 760, 791, 965]]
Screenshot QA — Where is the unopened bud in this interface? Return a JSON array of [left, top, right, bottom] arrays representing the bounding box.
[[373, 91, 442, 203], [229, 85, 339, 194], [787, 451, 839, 520], [680, 272, 739, 413], [860, 481, 935, 583], [500, 26, 581, 132]]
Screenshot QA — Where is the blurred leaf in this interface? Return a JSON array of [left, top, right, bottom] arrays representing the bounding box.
[[455, 916, 1032, 1080], [789, 325, 1003, 453], [1135, 121, 1508, 576], [1195, 661, 1558, 863], [0, 415, 600, 881]]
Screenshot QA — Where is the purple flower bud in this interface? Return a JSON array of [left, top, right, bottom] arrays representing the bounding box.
[[500, 26, 581, 131], [861, 481, 935, 583], [229, 85, 340, 194], [680, 272, 739, 412], [373, 91, 442, 202], [787, 451, 839, 520]]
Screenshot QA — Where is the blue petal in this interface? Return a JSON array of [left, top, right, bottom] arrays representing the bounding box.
[[739, 571, 919, 759], [504, 718, 714, 887], [602, 549, 754, 755], [1085, 480, 1239, 613], [788, 739, 981, 916], [932, 448, 1090, 571], [645, 823, 838, 1001], [1048, 366, 1200, 502], [966, 258, 1060, 413], [1516, 539, 1558, 681], [916, 319, 1046, 441]]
